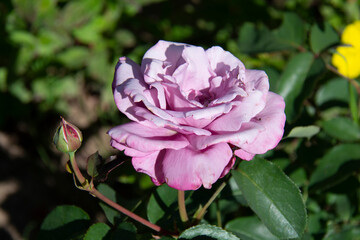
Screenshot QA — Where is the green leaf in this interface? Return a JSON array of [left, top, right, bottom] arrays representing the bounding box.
[[84, 223, 111, 240], [232, 157, 306, 239], [321, 117, 360, 141], [9, 30, 36, 46], [179, 224, 240, 240], [109, 222, 137, 240], [0, 68, 8, 91], [324, 225, 360, 240], [310, 22, 339, 54], [315, 78, 348, 106], [277, 52, 314, 122], [238, 23, 289, 54], [86, 151, 104, 177], [9, 80, 32, 103], [60, 0, 103, 30], [97, 183, 121, 225], [57, 47, 89, 69], [327, 193, 354, 222], [38, 205, 90, 240], [225, 216, 278, 240], [310, 144, 360, 187], [285, 125, 320, 139], [147, 184, 178, 226], [273, 12, 306, 48]]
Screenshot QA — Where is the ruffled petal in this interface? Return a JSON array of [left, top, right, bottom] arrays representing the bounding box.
[[108, 122, 189, 152], [238, 92, 286, 154], [206, 46, 245, 79], [207, 91, 265, 132], [172, 45, 212, 92], [113, 57, 144, 122], [141, 40, 189, 76], [188, 122, 264, 150], [157, 143, 233, 190], [132, 151, 163, 186]]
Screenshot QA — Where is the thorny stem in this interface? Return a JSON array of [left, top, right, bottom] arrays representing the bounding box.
[[178, 190, 189, 223], [68, 152, 164, 234]]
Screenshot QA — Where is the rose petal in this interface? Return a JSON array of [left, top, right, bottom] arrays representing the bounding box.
[[108, 122, 189, 152], [141, 40, 188, 76], [239, 92, 286, 154], [234, 149, 255, 161], [188, 121, 264, 150], [207, 90, 265, 132], [206, 46, 246, 79], [113, 57, 144, 122], [172, 45, 212, 92], [243, 69, 269, 95], [156, 143, 233, 190], [132, 151, 163, 186]]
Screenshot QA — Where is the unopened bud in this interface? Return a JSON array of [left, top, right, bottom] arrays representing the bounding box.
[[53, 117, 83, 153]]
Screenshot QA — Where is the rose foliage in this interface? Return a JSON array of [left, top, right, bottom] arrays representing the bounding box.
[[108, 40, 286, 191]]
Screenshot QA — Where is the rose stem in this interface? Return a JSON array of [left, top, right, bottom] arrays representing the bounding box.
[[178, 190, 189, 223], [68, 152, 163, 233], [216, 199, 222, 228], [68, 152, 86, 185], [90, 188, 162, 233], [193, 181, 227, 223]]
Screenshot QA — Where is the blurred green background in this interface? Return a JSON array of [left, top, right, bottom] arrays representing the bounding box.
[[0, 0, 359, 239]]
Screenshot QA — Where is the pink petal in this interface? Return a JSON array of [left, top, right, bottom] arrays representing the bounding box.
[[243, 69, 269, 96], [234, 149, 255, 161], [239, 92, 286, 154], [188, 122, 264, 150], [206, 46, 245, 79], [132, 151, 163, 186], [108, 122, 189, 152], [113, 57, 144, 122], [158, 143, 233, 190], [141, 40, 189, 76], [219, 156, 236, 178], [207, 91, 265, 132], [172, 46, 212, 92]]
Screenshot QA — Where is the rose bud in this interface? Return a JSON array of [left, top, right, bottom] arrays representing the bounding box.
[[53, 117, 83, 153]]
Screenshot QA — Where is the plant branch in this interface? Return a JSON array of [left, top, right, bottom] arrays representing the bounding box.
[[178, 190, 189, 223], [68, 152, 164, 234], [68, 152, 86, 185], [193, 181, 227, 223], [90, 188, 162, 233]]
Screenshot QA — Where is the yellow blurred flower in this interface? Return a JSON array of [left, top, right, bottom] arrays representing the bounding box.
[[332, 21, 360, 79]]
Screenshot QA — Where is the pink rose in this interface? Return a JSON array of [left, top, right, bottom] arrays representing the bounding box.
[[109, 40, 286, 191]]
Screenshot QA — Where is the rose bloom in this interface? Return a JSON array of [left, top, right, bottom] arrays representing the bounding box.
[[332, 21, 360, 79], [109, 40, 286, 191]]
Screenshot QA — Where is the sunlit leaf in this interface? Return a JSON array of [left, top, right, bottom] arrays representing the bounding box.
[[286, 125, 320, 139], [232, 157, 306, 239], [179, 224, 240, 240], [277, 52, 314, 122]]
